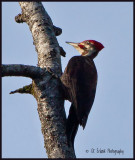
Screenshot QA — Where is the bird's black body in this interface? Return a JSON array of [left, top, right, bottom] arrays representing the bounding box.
[[60, 55, 98, 149]]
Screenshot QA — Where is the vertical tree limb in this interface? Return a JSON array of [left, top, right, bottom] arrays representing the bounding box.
[[17, 2, 75, 158]]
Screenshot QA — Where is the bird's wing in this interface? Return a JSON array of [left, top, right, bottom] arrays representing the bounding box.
[[61, 56, 84, 106], [61, 56, 97, 128]]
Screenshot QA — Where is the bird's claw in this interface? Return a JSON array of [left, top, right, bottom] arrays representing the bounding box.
[[46, 67, 59, 79]]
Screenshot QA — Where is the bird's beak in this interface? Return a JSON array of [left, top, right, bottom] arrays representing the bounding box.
[[66, 42, 79, 47]]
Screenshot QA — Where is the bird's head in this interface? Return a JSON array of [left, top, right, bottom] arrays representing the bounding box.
[[66, 40, 104, 59]]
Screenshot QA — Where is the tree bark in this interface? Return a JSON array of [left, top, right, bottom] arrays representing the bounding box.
[[2, 64, 45, 78], [2, 2, 75, 158]]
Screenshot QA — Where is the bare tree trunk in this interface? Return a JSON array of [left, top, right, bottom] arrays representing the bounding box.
[[2, 2, 75, 158]]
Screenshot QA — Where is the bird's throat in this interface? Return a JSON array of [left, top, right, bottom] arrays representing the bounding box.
[[82, 50, 98, 59]]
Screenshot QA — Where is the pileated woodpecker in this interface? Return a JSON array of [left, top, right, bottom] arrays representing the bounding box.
[[60, 40, 104, 150]]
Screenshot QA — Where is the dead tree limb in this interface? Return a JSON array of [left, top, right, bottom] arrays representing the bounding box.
[[2, 64, 44, 78], [2, 2, 75, 158]]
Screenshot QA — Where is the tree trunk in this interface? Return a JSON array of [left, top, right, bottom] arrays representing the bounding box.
[[2, 2, 75, 158]]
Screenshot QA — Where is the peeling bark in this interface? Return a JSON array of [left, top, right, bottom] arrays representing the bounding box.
[[2, 2, 75, 158]]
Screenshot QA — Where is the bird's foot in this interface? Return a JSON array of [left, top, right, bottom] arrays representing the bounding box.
[[46, 67, 60, 79]]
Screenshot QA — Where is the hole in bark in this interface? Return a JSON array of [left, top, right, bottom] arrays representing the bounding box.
[[50, 49, 57, 57], [38, 23, 42, 27]]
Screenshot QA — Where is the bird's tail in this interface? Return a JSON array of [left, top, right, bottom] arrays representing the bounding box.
[[66, 103, 79, 151]]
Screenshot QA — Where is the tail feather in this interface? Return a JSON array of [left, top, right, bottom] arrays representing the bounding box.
[[80, 116, 87, 130], [66, 104, 79, 151]]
